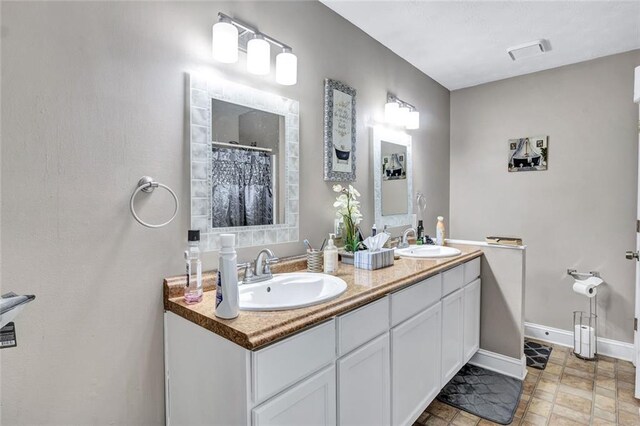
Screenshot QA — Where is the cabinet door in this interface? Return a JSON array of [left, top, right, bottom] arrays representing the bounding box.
[[441, 288, 464, 385], [338, 333, 390, 426], [252, 365, 336, 426], [391, 302, 441, 426], [463, 279, 481, 363]]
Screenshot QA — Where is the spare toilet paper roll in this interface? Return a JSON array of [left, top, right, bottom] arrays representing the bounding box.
[[572, 277, 603, 298], [574, 324, 596, 358]]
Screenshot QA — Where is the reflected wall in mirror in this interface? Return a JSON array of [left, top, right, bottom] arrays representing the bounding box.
[[189, 74, 299, 251], [372, 127, 414, 229]]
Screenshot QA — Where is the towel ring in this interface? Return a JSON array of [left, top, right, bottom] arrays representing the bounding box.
[[130, 176, 179, 228]]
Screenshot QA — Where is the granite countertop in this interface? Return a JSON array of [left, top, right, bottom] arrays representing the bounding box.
[[163, 246, 482, 350]]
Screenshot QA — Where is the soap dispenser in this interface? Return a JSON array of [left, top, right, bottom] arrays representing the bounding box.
[[323, 233, 339, 275]]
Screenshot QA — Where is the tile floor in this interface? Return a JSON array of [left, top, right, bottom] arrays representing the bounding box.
[[415, 341, 640, 426]]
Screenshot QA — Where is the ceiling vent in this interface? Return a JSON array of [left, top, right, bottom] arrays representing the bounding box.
[[507, 39, 549, 61]]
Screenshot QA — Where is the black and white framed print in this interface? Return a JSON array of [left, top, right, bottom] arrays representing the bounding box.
[[323, 78, 356, 181]]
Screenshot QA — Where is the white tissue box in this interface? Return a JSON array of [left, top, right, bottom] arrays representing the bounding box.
[[354, 249, 394, 270]]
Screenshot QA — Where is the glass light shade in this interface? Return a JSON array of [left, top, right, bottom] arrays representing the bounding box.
[[398, 106, 410, 126], [406, 110, 420, 129], [212, 21, 238, 63], [384, 102, 399, 124], [247, 37, 270, 75], [276, 51, 297, 85]]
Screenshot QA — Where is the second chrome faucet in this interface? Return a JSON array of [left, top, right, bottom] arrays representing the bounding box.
[[240, 248, 280, 284]]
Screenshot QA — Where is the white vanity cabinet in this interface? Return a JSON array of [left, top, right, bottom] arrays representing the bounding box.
[[164, 256, 482, 426]]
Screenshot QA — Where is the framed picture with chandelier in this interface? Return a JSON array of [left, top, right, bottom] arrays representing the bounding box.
[[324, 78, 356, 181], [508, 135, 548, 172]]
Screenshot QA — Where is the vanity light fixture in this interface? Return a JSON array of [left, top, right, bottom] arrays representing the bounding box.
[[385, 93, 420, 130], [212, 12, 297, 85]]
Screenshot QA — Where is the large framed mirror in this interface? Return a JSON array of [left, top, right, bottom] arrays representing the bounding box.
[[189, 74, 299, 251], [372, 126, 414, 229]]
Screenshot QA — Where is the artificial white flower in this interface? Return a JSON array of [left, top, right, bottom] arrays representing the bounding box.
[[332, 184, 343, 193]]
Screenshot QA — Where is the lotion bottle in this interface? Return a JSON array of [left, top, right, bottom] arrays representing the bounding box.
[[323, 233, 339, 275], [215, 234, 239, 319], [436, 216, 446, 246]]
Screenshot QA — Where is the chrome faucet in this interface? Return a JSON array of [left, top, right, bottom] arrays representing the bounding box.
[[399, 228, 416, 249], [241, 249, 279, 284]]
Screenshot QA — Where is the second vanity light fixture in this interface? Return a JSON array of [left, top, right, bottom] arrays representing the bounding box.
[[211, 12, 297, 86], [384, 93, 419, 130]]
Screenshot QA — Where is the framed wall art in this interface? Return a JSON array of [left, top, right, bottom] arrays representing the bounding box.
[[324, 78, 356, 181], [508, 135, 548, 172]]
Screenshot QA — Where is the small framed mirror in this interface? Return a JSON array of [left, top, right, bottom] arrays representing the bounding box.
[[189, 74, 299, 251], [372, 126, 414, 229]]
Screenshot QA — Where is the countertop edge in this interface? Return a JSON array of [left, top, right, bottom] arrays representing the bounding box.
[[164, 250, 483, 350]]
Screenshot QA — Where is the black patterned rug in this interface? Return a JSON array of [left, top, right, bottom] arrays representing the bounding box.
[[524, 340, 553, 370], [437, 364, 522, 425]]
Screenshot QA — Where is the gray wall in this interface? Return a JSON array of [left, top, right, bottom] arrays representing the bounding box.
[[450, 50, 640, 344], [0, 1, 450, 424]]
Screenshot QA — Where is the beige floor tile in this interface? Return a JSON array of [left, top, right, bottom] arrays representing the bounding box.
[[544, 363, 563, 376], [522, 380, 536, 395], [525, 373, 538, 383], [426, 400, 458, 421], [595, 376, 616, 390], [563, 366, 594, 380], [551, 404, 591, 424], [619, 399, 640, 413], [533, 389, 554, 402], [618, 370, 636, 384], [541, 371, 561, 382], [507, 417, 521, 426], [593, 407, 617, 422], [565, 356, 596, 373], [548, 413, 583, 426], [522, 412, 547, 426], [594, 393, 616, 413], [591, 416, 616, 426], [417, 411, 430, 423], [618, 409, 640, 426], [618, 360, 635, 372], [560, 373, 593, 392], [516, 399, 529, 418], [558, 383, 593, 401], [537, 378, 559, 394], [619, 387, 640, 405], [597, 360, 615, 371], [619, 379, 636, 391], [451, 411, 480, 426], [596, 369, 616, 379], [527, 367, 542, 377], [527, 398, 553, 418], [555, 390, 592, 415], [423, 415, 449, 426], [477, 420, 503, 426], [595, 386, 616, 399]]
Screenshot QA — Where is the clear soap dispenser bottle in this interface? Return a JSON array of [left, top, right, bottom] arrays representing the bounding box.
[[184, 230, 203, 304], [324, 233, 339, 275]]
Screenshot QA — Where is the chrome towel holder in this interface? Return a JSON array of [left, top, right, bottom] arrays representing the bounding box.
[[130, 176, 179, 228]]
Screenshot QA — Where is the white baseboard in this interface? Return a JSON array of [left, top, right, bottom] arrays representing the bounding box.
[[524, 322, 634, 362], [469, 349, 527, 380]]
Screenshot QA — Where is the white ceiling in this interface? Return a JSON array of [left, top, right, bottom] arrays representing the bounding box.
[[321, 1, 640, 90]]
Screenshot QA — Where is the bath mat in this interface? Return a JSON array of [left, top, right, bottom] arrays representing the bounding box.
[[524, 340, 553, 370], [437, 364, 523, 425]]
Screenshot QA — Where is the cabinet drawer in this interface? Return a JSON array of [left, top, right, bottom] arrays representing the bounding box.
[[337, 296, 389, 356], [464, 258, 481, 285], [391, 275, 441, 327], [252, 320, 335, 404], [252, 365, 336, 426], [442, 265, 464, 297]]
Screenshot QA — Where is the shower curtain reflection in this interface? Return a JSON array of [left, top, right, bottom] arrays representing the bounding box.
[[211, 147, 274, 227]]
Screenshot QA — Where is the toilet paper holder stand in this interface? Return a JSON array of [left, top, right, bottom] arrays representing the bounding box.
[[568, 269, 600, 361], [567, 269, 600, 279]]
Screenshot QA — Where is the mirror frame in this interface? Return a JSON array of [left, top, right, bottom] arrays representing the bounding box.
[[189, 73, 300, 251], [372, 126, 415, 229]]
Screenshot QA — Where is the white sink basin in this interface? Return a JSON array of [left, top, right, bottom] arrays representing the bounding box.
[[239, 273, 348, 311], [395, 245, 462, 259]]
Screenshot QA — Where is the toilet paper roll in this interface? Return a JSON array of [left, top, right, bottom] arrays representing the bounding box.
[[574, 324, 596, 358], [572, 277, 602, 298]]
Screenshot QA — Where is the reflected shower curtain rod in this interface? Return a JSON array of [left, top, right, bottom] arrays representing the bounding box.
[[212, 141, 273, 153]]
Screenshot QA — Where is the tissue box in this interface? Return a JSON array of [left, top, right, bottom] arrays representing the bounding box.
[[354, 248, 395, 270]]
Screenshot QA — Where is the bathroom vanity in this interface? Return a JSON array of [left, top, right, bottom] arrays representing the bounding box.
[[163, 249, 482, 426]]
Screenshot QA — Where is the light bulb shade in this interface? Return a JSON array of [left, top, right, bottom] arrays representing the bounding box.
[[247, 37, 270, 75], [398, 106, 410, 126], [276, 51, 297, 85], [384, 102, 399, 124], [212, 21, 238, 63], [406, 110, 420, 129]]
